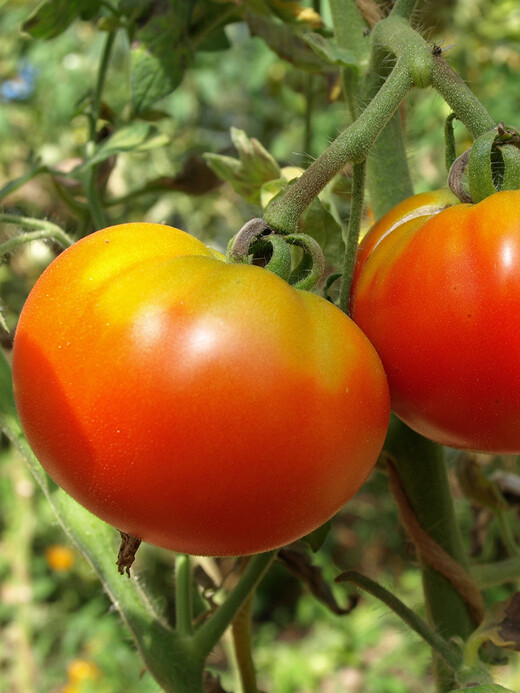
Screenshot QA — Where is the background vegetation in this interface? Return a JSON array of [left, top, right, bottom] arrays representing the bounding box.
[[1, 1, 520, 691]]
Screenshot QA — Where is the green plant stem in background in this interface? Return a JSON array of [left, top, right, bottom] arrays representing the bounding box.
[[176, 554, 194, 637], [339, 160, 365, 314], [232, 589, 260, 693], [84, 30, 116, 230], [329, 0, 370, 122], [337, 570, 462, 674], [194, 551, 277, 657], [471, 556, 520, 588], [0, 216, 74, 252], [385, 419, 476, 693], [390, 0, 419, 19]]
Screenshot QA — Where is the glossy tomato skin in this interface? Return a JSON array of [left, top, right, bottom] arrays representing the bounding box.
[[13, 223, 390, 556], [351, 189, 520, 453]]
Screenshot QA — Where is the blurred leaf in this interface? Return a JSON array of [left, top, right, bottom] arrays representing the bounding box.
[[448, 686, 516, 692], [147, 154, 223, 196], [0, 162, 50, 203], [299, 196, 344, 269], [130, 1, 193, 112], [22, 0, 100, 39], [278, 547, 357, 616], [303, 32, 359, 69], [204, 128, 281, 204], [247, 15, 325, 73], [468, 593, 520, 654], [300, 520, 331, 552], [455, 454, 508, 511], [197, 28, 231, 52], [79, 122, 169, 170]]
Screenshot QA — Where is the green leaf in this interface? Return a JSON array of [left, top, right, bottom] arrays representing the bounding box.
[[301, 521, 331, 552], [130, 1, 193, 113], [303, 32, 359, 70], [247, 14, 326, 73], [197, 28, 231, 52], [22, 0, 100, 39], [204, 128, 281, 204], [78, 122, 169, 171]]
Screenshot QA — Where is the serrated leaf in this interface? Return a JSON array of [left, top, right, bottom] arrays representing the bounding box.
[[303, 32, 359, 69], [22, 0, 99, 39], [467, 593, 520, 656], [204, 128, 281, 204], [130, 1, 193, 113]]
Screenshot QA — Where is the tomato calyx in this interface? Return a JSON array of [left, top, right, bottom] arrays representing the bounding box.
[[448, 123, 520, 204], [228, 217, 326, 291]]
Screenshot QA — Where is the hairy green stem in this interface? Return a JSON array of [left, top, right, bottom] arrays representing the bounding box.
[[431, 57, 496, 138], [194, 552, 276, 656], [0, 216, 73, 251], [337, 570, 462, 673], [264, 60, 413, 233], [339, 160, 365, 314], [390, 0, 420, 19], [176, 554, 194, 637]]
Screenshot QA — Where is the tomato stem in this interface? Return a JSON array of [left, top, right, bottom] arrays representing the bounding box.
[[0, 216, 73, 253], [84, 30, 116, 230], [338, 160, 366, 315], [264, 15, 496, 234], [176, 554, 194, 637], [193, 551, 277, 657], [336, 570, 462, 674]]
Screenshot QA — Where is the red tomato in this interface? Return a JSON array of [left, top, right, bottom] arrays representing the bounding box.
[[12, 223, 389, 556], [351, 188, 520, 453]]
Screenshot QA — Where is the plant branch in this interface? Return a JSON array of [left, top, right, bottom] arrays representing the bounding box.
[[84, 30, 116, 230], [390, 0, 420, 20], [0, 216, 73, 252], [263, 59, 413, 233], [194, 551, 276, 657], [337, 570, 462, 673], [339, 160, 365, 314], [176, 554, 194, 637]]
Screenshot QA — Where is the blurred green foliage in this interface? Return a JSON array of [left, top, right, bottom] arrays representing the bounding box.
[[1, 1, 520, 691]]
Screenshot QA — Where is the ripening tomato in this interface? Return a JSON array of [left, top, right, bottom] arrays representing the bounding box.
[[12, 223, 389, 556], [351, 188, 520, 453]]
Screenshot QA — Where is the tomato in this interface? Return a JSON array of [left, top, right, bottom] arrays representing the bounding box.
[[12, 222, 389, 556], [351, 188, 520, 453]]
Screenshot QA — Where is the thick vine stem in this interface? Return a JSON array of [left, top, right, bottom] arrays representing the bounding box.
[[264, 15, 496, 235], [263, 58, 414, 234]]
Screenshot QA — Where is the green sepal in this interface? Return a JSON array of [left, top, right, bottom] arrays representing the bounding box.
[[468, 130, 498, 203]]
